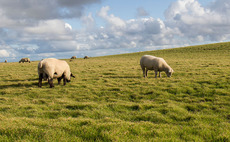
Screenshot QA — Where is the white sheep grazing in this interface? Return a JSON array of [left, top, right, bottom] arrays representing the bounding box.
[[140, 55, 174, 78], [19, 58, 31, 63], [84, 56, 89, 59], [38, 58, 75, 88], [71, 56, 77, 59]]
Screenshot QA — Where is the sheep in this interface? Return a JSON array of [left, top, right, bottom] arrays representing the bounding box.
[[38, 58, 75, 88], [140, 55, 174, 78], [19, 58, 31, 63], [71, 56, 77, 59], [4, 60, 7, 63], [84, 56, 89, 59]]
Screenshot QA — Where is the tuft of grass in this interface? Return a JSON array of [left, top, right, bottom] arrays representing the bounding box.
[[0, 42, 230, 141]]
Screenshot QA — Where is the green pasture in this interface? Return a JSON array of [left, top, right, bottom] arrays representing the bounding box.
[[0, 42, 230, 141]]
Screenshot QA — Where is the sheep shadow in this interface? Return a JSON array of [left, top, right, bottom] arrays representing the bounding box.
[[0, 78, 39, 89], [3, 78, 37, 82], [103, 75, 142, 79], [0, 82, 39, 89]]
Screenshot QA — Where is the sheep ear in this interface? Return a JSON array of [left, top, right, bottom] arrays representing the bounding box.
[[71, 73, 75, 78], [169, 69, 173, 73]]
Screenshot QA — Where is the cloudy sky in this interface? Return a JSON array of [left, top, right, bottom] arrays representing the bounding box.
[[1, 0, 230, 62]]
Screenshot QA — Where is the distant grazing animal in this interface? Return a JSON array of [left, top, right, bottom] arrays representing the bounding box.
[[84, 56, 89, 59], [19, 58, 31, 63], [4, 60, 7, 63], [38, 58, 75, 88], [140, 55, 174, 78], [71, 56, 77, 59]]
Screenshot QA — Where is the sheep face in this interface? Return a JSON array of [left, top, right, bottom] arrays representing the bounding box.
[[66, 73, 75, 82], [166, 68, 174, 77]]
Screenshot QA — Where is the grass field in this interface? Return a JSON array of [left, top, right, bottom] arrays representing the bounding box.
[[0, 42, 230, 141]]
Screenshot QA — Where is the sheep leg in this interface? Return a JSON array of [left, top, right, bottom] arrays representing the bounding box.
[[142, 69, 146, 77], [38, 73, 43, 87], [141, 66, 146, 77], [145, 69, 148, 78], [60, 73, 66, 85], [63, 78, 67, 86], [44, 74, 48, 81], [58, 77, 62, 85], [48, 78, 54, 88], [155, 71, 158, 78]]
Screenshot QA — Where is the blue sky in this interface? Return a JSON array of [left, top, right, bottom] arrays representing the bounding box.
[[72, 0, 210, 29], [0, 0, 230, 62], [71, 0, 177, 29], [99, 0, 172, 19]]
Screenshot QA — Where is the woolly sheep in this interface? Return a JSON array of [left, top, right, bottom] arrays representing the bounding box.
[[84, 56, 89, 59], [71, 56, 77, 59], [38, 58, 75, 88], [19, 58, 31, 63], [140, 55, 174, 78]]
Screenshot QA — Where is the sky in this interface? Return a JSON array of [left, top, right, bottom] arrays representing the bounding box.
[[1, 0, 230, 62]]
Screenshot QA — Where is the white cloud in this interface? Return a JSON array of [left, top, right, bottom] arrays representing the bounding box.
[[98, 6, 126, 28], [65, 23, 72, 31], [25, 20, 68, 34], [130, 41, 137, 48], [0, 0, 101, 21], [37, 53, 55, 57], [81, 13, 95, 30], [0, 50, 10, 57], [165, 0, 230, 41], [24, 19, 74, 41]]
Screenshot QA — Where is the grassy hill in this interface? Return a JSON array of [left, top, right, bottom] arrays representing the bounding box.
[[0, 42, 230, 141]]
